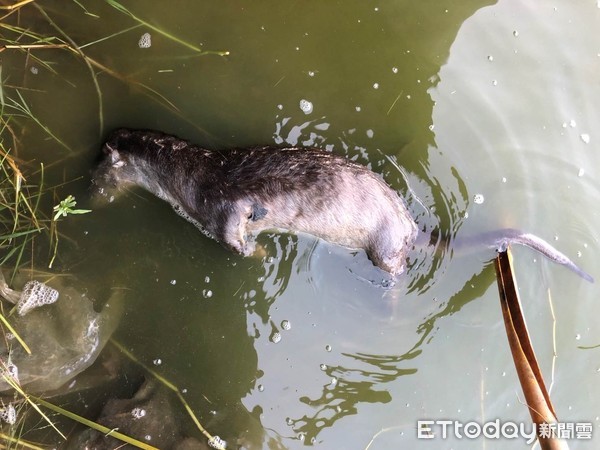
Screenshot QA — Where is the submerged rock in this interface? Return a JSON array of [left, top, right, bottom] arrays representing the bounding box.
[[0, 271, 121, 393], [72, 378, 209, 449]]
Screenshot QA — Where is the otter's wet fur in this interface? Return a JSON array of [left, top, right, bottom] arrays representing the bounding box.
[[93, 129, 593, 282]]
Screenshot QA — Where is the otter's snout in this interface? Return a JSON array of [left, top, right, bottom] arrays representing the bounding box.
[[89, 147, 125, 207]]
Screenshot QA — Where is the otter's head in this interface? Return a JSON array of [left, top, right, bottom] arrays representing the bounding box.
[[91, 129, 142, 205]]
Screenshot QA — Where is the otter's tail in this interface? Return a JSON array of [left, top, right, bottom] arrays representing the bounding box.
[[483, 228, 594, 283]]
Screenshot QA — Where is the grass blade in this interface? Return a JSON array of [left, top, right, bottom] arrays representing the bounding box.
[[105, 0, 229, 56], [0, 312, 31, 354]]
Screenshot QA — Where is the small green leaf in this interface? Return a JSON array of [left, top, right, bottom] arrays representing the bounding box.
[[53, 195, 92, 221], [69, 208, 92, 215]]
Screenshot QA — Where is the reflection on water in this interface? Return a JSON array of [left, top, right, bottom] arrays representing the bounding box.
[[290, 352, 418, 443], [1, 0, 598, 448]]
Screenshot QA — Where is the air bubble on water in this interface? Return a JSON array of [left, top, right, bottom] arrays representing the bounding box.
[[373, 82, 379, 89], [325, 344, 332, 352], [153, 358, 162, 366], [30, 66, 38, 75], [492, 80, 498, 86], [578, 168, 585, 177], [320, 364, 327, 371], [277, 104, 283, 110], [17, 280, 59, 316], [513, 30, 519, 37], [473, 194, 485, 204], [577, 251, 582, 258], [355, 106, 362, 112], [392, 67, 398, 74], [145, 435, 152, 441], [330, 377, 338, 386], [131, 407, 146, 419], [170, 279, 176, 285], [501, 177, 507, 183], [202, 289, 213, 298], [308, 70, 315, 77], [281, 320, 291, 330], [366, 129, 374, 138], [575, 333, 581, 340], [204, 276, 210, 283], [570, 119, 577, 127], [286, 417, 293, 426], [428, 124, 435, 131], [580, 134, 590, 144], [270, 331, 282, 344], [138, 32, 152, 49], [487, 55, 494, 62], [258, 384, 265, 392], [299, 99, 313, 114]]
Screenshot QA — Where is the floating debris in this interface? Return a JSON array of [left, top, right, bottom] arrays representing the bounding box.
[[138, 32, 152, 49], [208, 436, 227, 449], [0, 405, 16, 425], [131, 407, 147, 419]]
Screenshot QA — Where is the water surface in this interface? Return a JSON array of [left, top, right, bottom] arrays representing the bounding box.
[[1, 0, 598, 448]]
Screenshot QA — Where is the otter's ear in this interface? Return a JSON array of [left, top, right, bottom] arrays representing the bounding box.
[[104, 144, 125, 168]]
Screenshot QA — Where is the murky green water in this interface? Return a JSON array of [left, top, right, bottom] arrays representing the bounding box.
[[1, 0, 599, 448]]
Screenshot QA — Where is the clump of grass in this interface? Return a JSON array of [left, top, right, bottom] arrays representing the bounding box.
[[0, 136, 43, 277]]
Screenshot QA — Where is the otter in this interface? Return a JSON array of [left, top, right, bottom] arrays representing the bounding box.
[[92, 129, 593, 282]]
